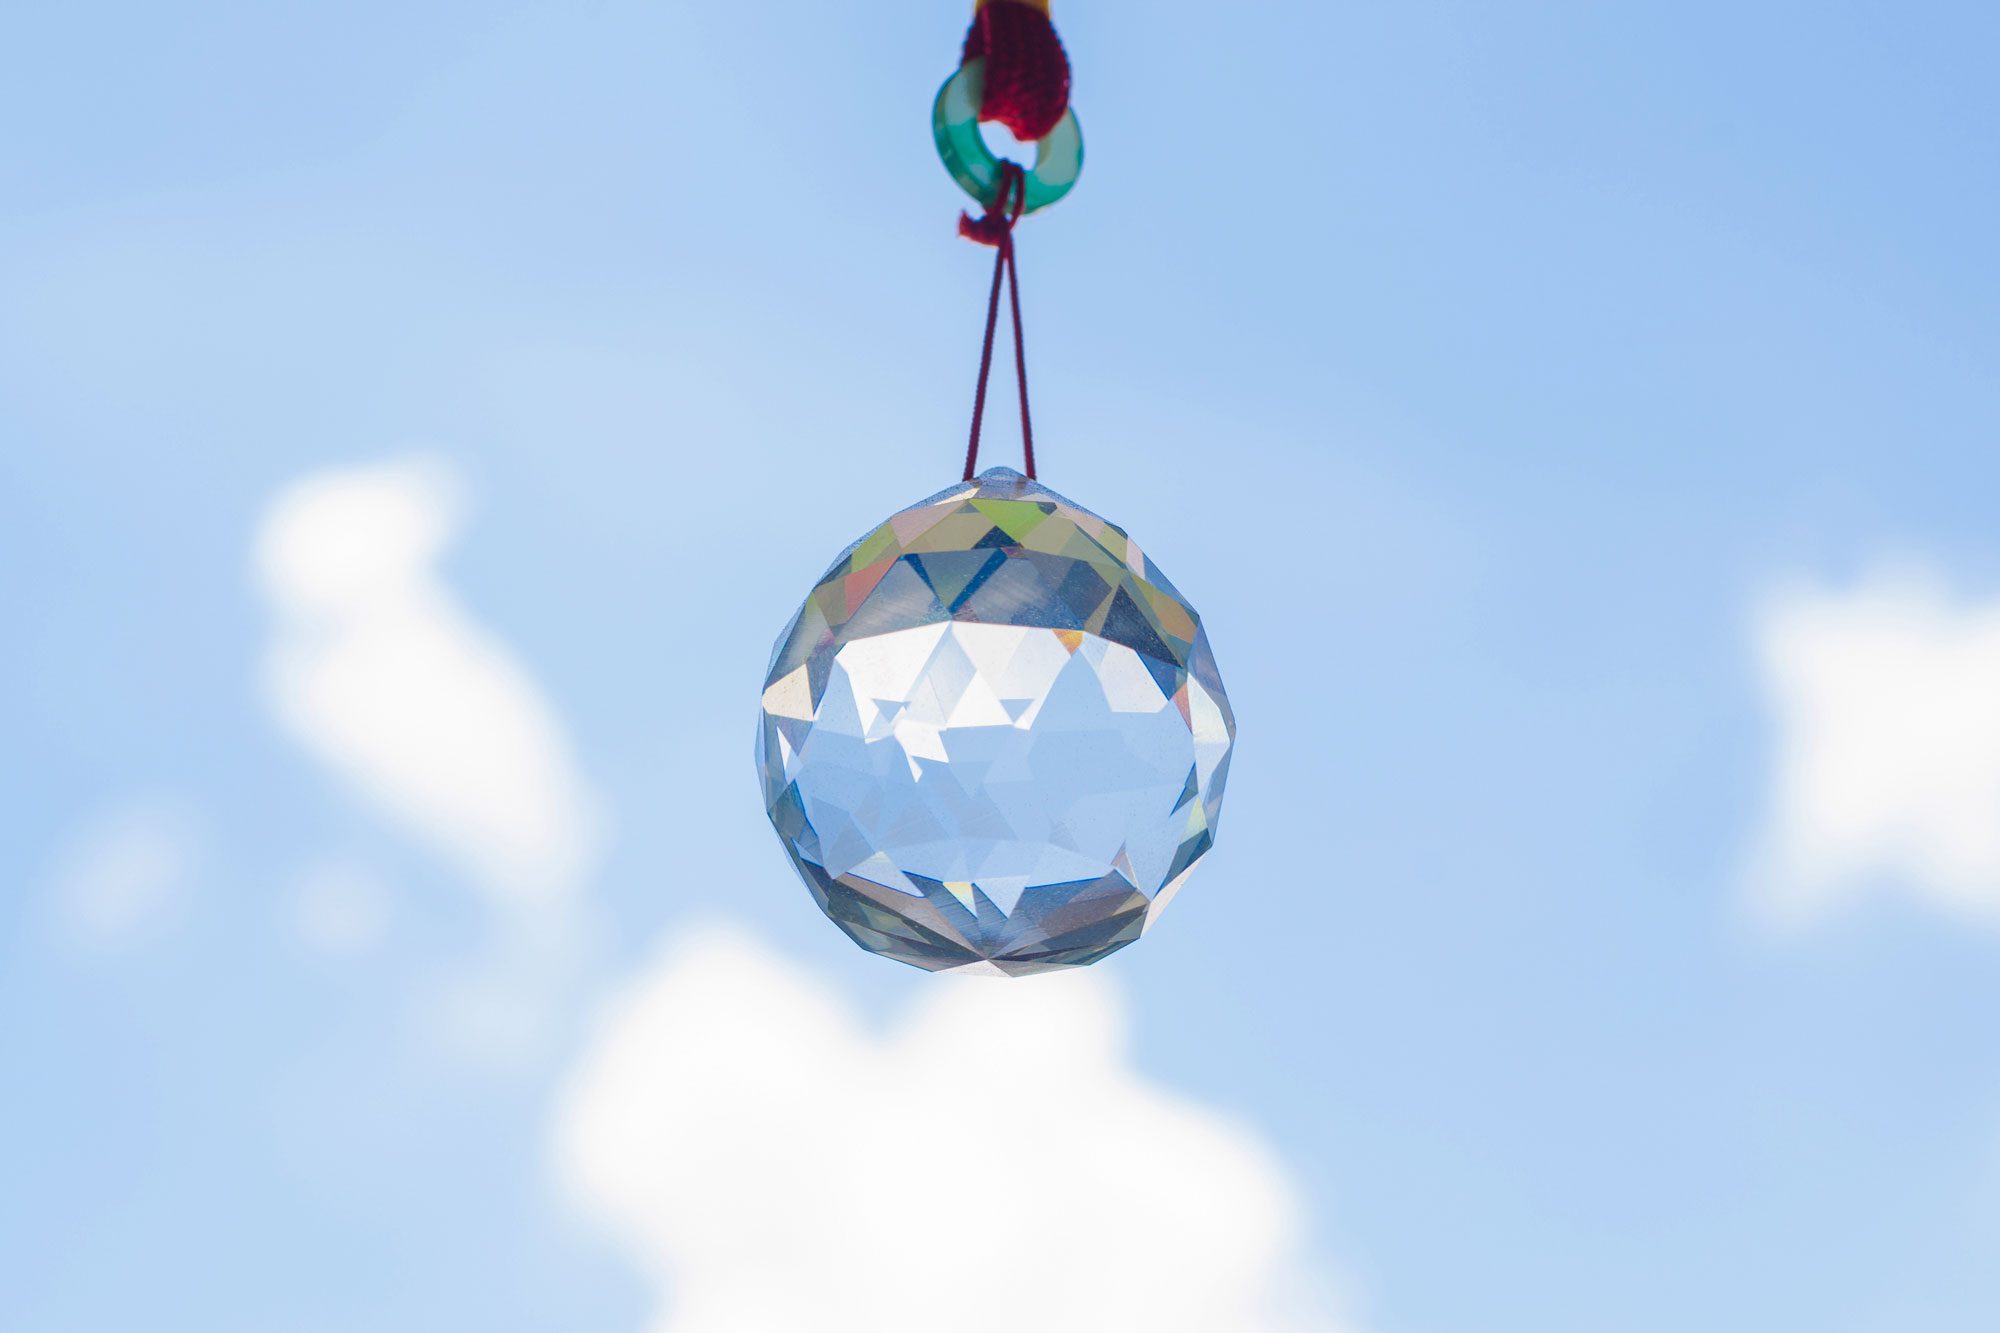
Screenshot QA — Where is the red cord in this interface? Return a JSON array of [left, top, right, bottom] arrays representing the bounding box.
[[953, 2, 1067, 482], [960, 163, 1035, 481]]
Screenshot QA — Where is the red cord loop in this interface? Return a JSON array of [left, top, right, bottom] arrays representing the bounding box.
[[960, 162, 1036, 482]]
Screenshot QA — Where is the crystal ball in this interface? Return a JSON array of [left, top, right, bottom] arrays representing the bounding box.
[[756, 467, 1234, 975]]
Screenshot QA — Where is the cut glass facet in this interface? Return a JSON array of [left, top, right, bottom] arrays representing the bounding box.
[[756, 468, 1234, 976]]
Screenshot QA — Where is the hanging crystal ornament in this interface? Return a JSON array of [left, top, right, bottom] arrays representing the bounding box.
[[755, 3, 1231, 974], [756, 468, 1234, 975]]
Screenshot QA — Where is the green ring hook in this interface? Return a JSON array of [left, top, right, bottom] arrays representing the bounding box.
[[932, 57, 1083, 215]]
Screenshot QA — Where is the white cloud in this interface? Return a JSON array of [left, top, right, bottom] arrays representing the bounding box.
[[553, 927, 1357, 1333], [256, 457, 606, 1063], [1750, 564, 2000, 924], [255, 456, 599, 904], [45, 797, 201, 945]]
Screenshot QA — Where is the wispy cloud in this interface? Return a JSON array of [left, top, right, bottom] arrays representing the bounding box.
[[553, 927, 1359, 1333], [43, 797, 201, 946], [1749, 563, 2000, 925], [289, 859, 393, 956], [255, 456, 600, 904], [255, 457, 604, 1061]]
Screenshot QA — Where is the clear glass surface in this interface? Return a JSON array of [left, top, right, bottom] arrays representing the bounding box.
[[757, 468, 1233, 975]]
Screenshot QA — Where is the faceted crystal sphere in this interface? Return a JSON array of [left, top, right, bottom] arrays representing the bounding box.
[[756, 467, 1235, 976]]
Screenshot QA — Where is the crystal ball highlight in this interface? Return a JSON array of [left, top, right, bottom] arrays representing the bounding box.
[[757, 468, 1234, 975]]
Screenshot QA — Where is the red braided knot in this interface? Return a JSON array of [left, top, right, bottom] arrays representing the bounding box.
[[960, 0, 1071, 143]]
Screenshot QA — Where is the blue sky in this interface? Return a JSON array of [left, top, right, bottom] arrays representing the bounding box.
[[5, 3, 2000, 1331]]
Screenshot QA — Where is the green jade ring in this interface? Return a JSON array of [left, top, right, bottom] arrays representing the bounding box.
[[932, 57, 1083, 214]]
